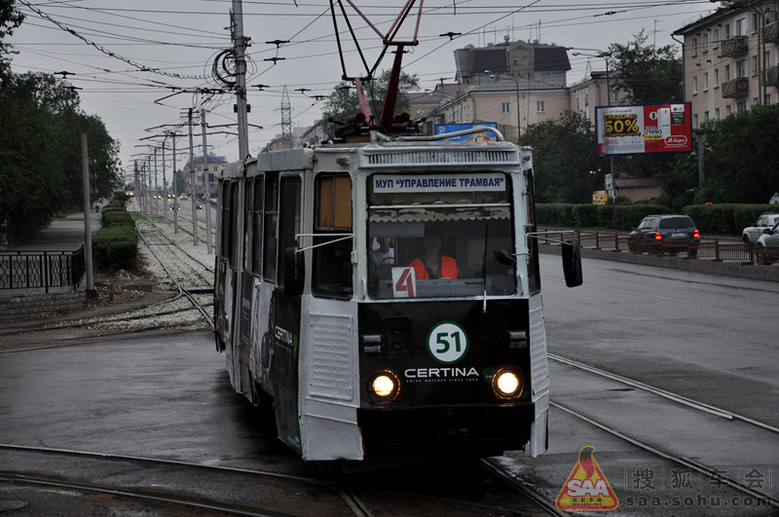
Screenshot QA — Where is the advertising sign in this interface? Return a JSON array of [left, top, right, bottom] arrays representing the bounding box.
[[435, 123, 499, 142], [596, 103, 692, 156]]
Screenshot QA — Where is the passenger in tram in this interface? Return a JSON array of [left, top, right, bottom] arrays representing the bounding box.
[[370, 237, 395, 269], [409, 230, 458, 279]]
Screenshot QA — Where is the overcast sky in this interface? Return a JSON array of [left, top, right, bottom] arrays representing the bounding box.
[[7, 0, 721, 179]]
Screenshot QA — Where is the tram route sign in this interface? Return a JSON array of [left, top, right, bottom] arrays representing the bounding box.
[[373, 173, 507, 193], [596, 103, 692, 156]]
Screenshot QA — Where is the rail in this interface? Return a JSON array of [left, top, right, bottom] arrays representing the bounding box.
[[537, 229, 779, 266], [0, 245, 86, 291]]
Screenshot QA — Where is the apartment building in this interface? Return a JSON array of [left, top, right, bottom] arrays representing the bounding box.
[[673, 0, 779, 128]]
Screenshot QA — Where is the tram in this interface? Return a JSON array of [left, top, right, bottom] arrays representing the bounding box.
[[213, 1, 581, 468]]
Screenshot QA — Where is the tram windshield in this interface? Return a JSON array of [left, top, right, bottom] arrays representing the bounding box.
[[367, 173, 516, 300]]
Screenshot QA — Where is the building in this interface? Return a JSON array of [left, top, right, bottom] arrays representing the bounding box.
[[673, 0, 779, 128], [183, 154, 228, 199]]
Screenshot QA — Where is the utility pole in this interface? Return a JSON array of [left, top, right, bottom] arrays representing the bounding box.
[[231, 0, 250, 161], [161, 142, 168, 219], [153, 148, 159, 217], [188, 108, 199, 246], [170, 131, 179, 234], [281, 86, 293, 149], [80, 133, 94, 293], [200, 109, 213, 254]]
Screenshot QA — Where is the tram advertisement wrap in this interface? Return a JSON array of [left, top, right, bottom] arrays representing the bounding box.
[[595, 103, 692, 156]]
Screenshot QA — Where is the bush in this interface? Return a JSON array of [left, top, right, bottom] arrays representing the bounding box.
[[685, 203, 776, 235], [102, 208, 134, 228], [536, 203, 576, 226], [572, 204, 599, 227], [93, 224, 138, 272]]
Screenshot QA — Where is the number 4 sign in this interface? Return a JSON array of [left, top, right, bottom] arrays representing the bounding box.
[[391, 267, 416, 298]]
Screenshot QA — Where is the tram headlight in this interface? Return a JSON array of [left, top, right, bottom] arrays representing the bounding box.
[[368, 370, 400, 402], [492, 367, 524, 400]]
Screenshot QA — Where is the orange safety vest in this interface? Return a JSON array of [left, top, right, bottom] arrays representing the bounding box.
[[409, 255, 458, 280]]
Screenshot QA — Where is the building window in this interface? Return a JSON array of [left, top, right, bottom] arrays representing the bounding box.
[[714, 68, 720, 87], [726, 105, 732, 116], [713, 28, 720, 48], [737, 100, 747, 112], [766, 94, 771, 104], [753, 97, 759, 106], [703, 33, 709, 53], [752, 55, 758, 75], [725, 64, 731, 81], [693, 114, 699, 128], [692, 38, 698, 57], [715, 108, 720, 119], [703, 72, 709, 91], [609, 90, 619, 104], [752, 13, 759, 33], [736, 59, 747, 78], [537, 101, 545, 113], [502, 102, 511, 113], [693, 76, 698, 94], [704, 111, 709, 121], [724, 23, 731, 39], [736, 17, 746, 36]]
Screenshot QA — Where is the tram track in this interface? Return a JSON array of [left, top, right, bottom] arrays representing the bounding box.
[[548, 353, 779, 435], [0, 444, 360, 517], [547, 353, 779, 511]]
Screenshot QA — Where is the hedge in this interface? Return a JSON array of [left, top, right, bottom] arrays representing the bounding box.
[[537, 203, 778, 235], [92, 225, 138, 272], [93, 201, 139, 273]]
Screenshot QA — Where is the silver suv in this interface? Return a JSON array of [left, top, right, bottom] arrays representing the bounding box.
[[742, 213, 779, 244]]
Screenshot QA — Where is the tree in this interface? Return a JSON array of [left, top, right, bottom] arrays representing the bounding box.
[[523, 111, 608, 204], [0, 72, 120, 241], [322, 69, 420, 125], [694, 104, 779, 204], [606, 30, 683, 104]]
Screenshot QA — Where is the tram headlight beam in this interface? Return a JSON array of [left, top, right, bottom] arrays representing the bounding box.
[[368, 369, 401, 402], [492, 366, 524, 400]]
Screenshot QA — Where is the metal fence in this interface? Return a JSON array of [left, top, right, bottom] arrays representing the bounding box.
[[0, 245, 86, 291], [537, 229, 779, 265]]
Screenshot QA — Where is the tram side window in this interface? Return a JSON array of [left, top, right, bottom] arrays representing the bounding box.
[[277, 176, 302, 288], [263, 174, 279, 282], [313, 174, 353, 298], [219, 181, 236, 266], [252, 177, 264, 276], [525, 170, 541, 294], [243, 179, 254, 271], [230, 181, 240, 267]]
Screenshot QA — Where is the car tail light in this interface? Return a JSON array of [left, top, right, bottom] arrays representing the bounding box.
[[654, 232, 662, 241], [693, 229, 700, 239]]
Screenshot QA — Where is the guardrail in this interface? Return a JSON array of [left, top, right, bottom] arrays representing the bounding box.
[[0, 245, 86, 291], [537, 229, 779, 266]]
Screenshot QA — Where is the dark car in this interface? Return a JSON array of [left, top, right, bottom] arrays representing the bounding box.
[[628, 214, 700, 256]]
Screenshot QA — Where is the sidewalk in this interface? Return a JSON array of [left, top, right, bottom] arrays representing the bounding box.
[[2, 211, 101, 252]]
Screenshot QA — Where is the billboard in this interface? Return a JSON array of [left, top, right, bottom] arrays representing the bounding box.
[[596, 103, 692, 156], [435, 123, 499, 142]]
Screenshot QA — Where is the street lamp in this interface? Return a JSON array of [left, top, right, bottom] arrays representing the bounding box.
[[485, 70, 521, 145], [571, 50, 611, 106]]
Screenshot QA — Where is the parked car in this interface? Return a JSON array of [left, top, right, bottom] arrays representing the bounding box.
[[754, 222, 779, 264], [628, 214, 700, 256], [742, 213, 779, 244]]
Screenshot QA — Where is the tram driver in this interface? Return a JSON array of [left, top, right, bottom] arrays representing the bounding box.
[[409, 229, 458, 280]]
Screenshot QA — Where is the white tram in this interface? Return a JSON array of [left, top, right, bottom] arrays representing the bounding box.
[[214, 128, 582, 468]]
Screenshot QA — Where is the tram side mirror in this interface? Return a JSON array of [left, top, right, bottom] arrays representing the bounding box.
[[283, 247, 305, 296], [561, 239, 583, 288]]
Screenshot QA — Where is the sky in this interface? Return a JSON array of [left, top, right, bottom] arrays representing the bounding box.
[[6, 0, 723, 181]]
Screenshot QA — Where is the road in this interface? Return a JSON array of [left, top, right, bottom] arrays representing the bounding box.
[[0, 254, 776, 515]]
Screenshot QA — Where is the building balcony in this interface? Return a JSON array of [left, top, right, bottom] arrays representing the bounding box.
[[721, 77, 749, 98], [766, 66, 779, 87], [764, 21, 779, 44], [721, 36, 749, 57]]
